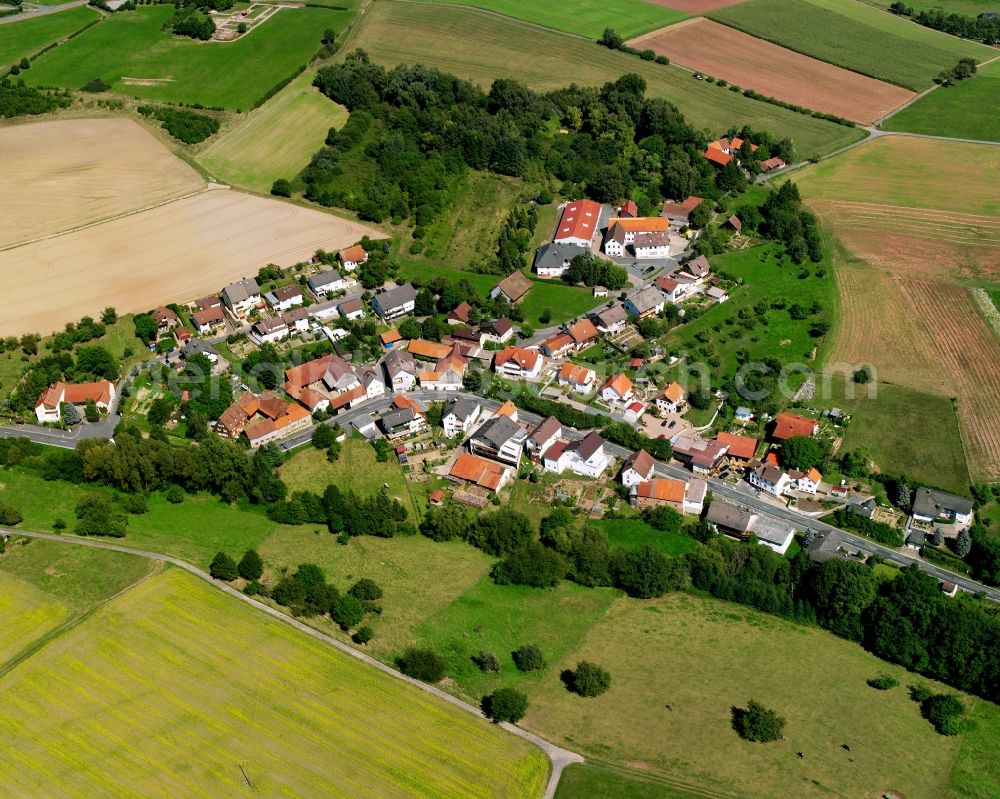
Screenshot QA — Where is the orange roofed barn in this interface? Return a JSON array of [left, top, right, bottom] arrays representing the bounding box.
[[450, 452, 514, 493], [35, 380, 116, 423], [554, 199, 602, 247], [715, 431, 758, 462]]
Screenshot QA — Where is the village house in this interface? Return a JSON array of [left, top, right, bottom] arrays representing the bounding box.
[[788, 467, 823, 494], [747, 460, 791, 496], [468, 413, 526, 467], [566, 318, 599, 350], [308, 299, 340, 322], [715, 431, 758, 465], [338, 244, 368, 271], [371, 284, 417, 320], [447, 301, 472, 326], [418, 343, 467, 391], [706, 286, 729, 304], [264, 285, 304, 312], [553, 199, 602, 247], [283, 308, 310, 335], [195, 295, 222, 313], [803, 529, 849, 563], [912, 488, 974, 525], [771, 412, 819, 441], [151, 306, 179, 333], [704, 137, 758, 167], [494, 346, 543, 380], [379, 329, 403, 350], [357, 366, 385, 399], [624, 401, 646, 423], [655, 382, 686, 414], [526, 416, 562, 459], [542, 431, 612, 478], [760, 156, 786, 172], [449, 452, 514, 493], [671, 433, 729, 475], [682, 255, 712, 282], [619, 199, 638, 218], [660, 196, 704, 226], [250, 316, 290, 345], [631, 477, 707, 516], [490, 271, 533, 305], [283, 353, 361, 414], [590, 304, 627, 335], [539, 333, 575, 359], [603, 217, 670, 258], [442, 397, 482, 438], [35, 380, 116, 423], [600, 373, 634, 405], [217, 391, 311, 447], [337, 298, 365, 321], [382, 349, 417, 392], [706, 502, 796, 555], [619, 449, 655, 488], [634, 231, 671, 259], [308, 270, 353, 298], [378, 405, 426, 440], [479, 319, 515, 346], [655, 274, 699, 304], [558, 362, 597, 393], [623, 285, 665, 319], [533, 241, 587, 278], [192, 306, 226, 333], [221, 277, 261, 317]]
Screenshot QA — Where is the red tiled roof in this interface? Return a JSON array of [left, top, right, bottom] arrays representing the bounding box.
[[559, 362, 593, 385], [607, 216, 669, 233], [772, 412, 817, 440], [450, 453, 509, 491], [704, 148, 732, 166], [494, 346, 540, 370], [555, 199, 602, 243], [340, 244, 367, 263], [715, 431, 758, 461], [601, 373, 633, 398], [636, 479, 686, 503], [567, 318, 599, 344]]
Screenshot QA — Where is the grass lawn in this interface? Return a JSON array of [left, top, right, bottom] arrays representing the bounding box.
[[197, 69, 349, 192], [343, 0, 864, 160], [415, 575, 617, 702], [946, 698, 1000, 799], [594, 517, 699, 557], [0, 6, 98, 69], [279, 438, 420, 518], [0, 567, 549, 797], [24, 5, 350, 110], [524, 592, 973, 799], [709, 0, 993, 91], [520, 273, 604, 327], [425, 0, 687, 39], [829, 379, 972, 494], [662, 243, 835, 388], [555, 763, 708, 799], [884, 60, 1000, 142], [258, 528, 493, 656]]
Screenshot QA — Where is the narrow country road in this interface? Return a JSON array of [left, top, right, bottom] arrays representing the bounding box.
[[0, 527, 583, 799]]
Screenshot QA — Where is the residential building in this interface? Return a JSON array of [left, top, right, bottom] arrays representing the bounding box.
[[152, 306, 179, 333], [600, 373, 634, 404], [788, 467, 822, 494], [250, 316, 289, 344], [848, 495, 877, 520], [378, 406, 425, 440], [620, 199, 638, 218], [590, 304, 627, 335], [803, 529, 848, 563], [338, 244, 368, 271], [704, 137, 757, 167], [221, 277, 260, 316], [660, 196, 704, 226], [604, 222, 628, 257], [264, 285, 304, 312], [479, 319, 515, 345], [605, 216, 669, 246], [194, 295, 221, 312], [371, 284, 417, 320], [624, 401, 646, 423], [619, 449, 655, 488], [332, 298, 362, 321], [308, 299, 340, 321], [449, 453, 514, 493], [706, 286, 729, 303], [418, 343, 468, 391], [566, 318, 599, 349], [358, 366, 385, 400], [623, 285, 665, 319], [282, 308, 310, 335], [533, 242, 587, 278], [192, 307, 225, 333], [539, 333, 575, 359], [634, 231, 671, 259], [672, 433, 729, 474], [442, 397, 482, 438], [542, 431, 612, 478], [468, 414, 526, 467], [747, 461, 791, 496], [715, 431, 758, 464], [493, 400, 518, 421], [554, 199, 602, 247], [760, 156, 786, 171], [655, 382, 685, 414], [494, 346, 543, 379], [631, 477, 707, 515], [527, 416, 561, 458], [558, 362, 597, 393], [35, 380, 116, 423], [218, 391, 309, 445], [308, 270, 353, 298], [448, 301, 472, 326], [706, 502, 796, 555], [490, 271, 533, 305], [682, 256, 711, 281], [283, 353, 360, 413], [383, 349, 417, 392], [912, 488, 975, 525], [655, 274, 698, 304], [771, 412, 819, 441]]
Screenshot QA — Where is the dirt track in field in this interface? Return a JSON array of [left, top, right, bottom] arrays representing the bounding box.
[[642, 0, 746, 12], [628, 18, 914, 124], [0, 118, 204, 249], [0, 189, 381, 338]]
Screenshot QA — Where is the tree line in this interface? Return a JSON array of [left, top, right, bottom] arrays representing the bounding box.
[[889, 2, 1000, 44]]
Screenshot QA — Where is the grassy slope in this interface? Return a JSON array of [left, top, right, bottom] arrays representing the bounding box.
[[863, 0, 1000, 14], [556, 764, 709, 799], [24, 6, 348, 110], [343, 0, 864, 160], [884, 59, 1000, 141], [594, 518, 699, 557], [425, 0, 687, 38], [0, 6, 98, 69], [945, 698, 1000, 799], [0, 567, 549, 797], [525, 592, 972, 799], [197, 69, 349, 192], [709, 0, 993, 90]]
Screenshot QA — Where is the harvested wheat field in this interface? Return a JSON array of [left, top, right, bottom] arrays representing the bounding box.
[[797, 137, 1000, 480], [644, 0, 746, 12], [0, 118, 204, 249], [629, 18, 914, 123], [0, 189, 381, 338]]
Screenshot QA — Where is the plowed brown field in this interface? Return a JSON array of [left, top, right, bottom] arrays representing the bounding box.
[[0, 189, 381, 338], [629, 18, 914, 124]]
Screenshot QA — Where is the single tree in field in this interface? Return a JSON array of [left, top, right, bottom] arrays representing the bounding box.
[[101, 307, 118, 325], [238, 549, 264, 581], [482, 687, 529, 724], [731, 699, 785, 742], [565, 661, 611, 697]]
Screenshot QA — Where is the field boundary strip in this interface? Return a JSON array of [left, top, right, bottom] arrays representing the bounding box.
[[387, 0, 593, 40], [0, 527, 582, 798]]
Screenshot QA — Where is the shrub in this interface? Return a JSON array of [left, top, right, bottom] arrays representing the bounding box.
[[474, 650, 501, 673], [491, 541, 567, 587], [348, 577, 383, 601], [921, 693, 966, 735], [482, 687, 529, 724], [0, 503, 23, 526], [165, 485, 184, 504], [330, 593, 365, 630], [137, 104, 219, 144], [731, 699, 785, 742], [80, 78, 111, 93], [512, 644, 544, 672], [397, 647, 446, 682], [868, 674, 899, 690], [209, 551, 238, 581], [121, 493, 147, 515], [243, 580, 266, 597], [565, 661, 611, 697], [353, 625, 375, 644], [271, 178, 292, 197], [238, 549, 264, 581], [53, 518, 67, 532]]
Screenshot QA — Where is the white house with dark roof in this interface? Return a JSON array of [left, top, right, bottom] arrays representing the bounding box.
[[308, 270, 354, 298], [623, 286, 665, 319], [591, 304, 627, 335], [527, 416, 562, 458], [468, 414, 526, 466], [542, 431, 612, 478], [382, 349, 417, 392], [264, 285, 304, 312], [747, 461, 791, 496], [912, 487, 974, 525], [221, 277, 260, 316], [533, 242, 588, 278], [442, 396, 482, 438], [620, 449, 655, 487], [371, 284, 417, 320]]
